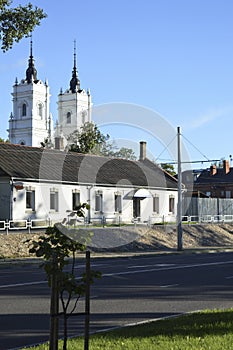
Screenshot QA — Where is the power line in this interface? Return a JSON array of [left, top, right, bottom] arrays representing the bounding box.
[[157, 131, 220, 165], [181, 134, 211, 162], [155, 135, 177, 162], [161, 159, 220, 165]]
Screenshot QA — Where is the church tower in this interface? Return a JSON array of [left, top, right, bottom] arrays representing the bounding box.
[[8, 39, 51, 147], [57, 41, 92, 143]]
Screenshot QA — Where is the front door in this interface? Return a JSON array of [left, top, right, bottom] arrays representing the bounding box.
[[133, 198, 141, 219]]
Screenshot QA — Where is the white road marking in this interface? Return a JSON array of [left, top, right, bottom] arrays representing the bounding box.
[[128, 264, 175, 269], [74, 263, 108, 269], [0, 280, 47, 289], [1, 260, 233, 289], [159, 284, 179, 288], [103, 260, 233, 278]]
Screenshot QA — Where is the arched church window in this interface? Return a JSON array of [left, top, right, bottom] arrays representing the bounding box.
[[38, 103, 43, 118], [67, 112, 71, 124], [82, 110, 87, 124], [22, 103, 27, 117]]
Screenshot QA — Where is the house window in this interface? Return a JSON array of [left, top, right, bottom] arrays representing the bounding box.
[[169, 196, 175, 214], [38, 103, 43, 118], [153, 195, 159, 213], [67, 112, 71, 124], [50, 189, 59, 211], [26, 189, 35, 210], [22, 103, 27, 117], [95, 192, 103, 212], [115, 194, 122, 213], [72, 192, 80, 210], [226, 191, 231, 198]]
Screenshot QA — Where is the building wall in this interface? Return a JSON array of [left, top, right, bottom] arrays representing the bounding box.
[[0, 177, 11, 220], [9, 80, 50, 147], [8, 180, 178, 224], [57, 89, 91, 140]]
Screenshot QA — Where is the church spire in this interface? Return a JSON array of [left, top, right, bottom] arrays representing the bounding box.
[[26, 37, 37, 83], [70, 40, 80, 93]]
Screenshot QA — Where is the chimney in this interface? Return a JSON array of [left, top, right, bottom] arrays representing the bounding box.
[[139, 141, 146, 161], [223, 160, 230, 174], [55, 136, 64, 150], [210, 164, 217, 176]]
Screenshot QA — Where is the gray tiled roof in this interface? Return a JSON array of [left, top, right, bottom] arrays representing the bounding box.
[[0, 143, 177, 189]]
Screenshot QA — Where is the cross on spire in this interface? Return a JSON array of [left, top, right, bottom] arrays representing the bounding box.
[[70, 39, 80, 92], [26, 36, 37, 83]]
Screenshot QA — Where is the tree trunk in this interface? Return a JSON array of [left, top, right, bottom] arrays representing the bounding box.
[[63, 314, 68, 350]]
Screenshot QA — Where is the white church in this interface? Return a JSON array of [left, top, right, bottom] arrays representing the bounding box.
[[8, 40, 92, 149], [0, 42, 178, 228]]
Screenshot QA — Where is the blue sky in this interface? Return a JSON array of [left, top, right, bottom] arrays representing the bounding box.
[[1, 0, 233, 168]]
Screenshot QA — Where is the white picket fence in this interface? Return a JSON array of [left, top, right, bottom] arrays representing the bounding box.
[[148, 214, 233, 225], [181, 214, 233, 224], [0, 218, 51, 234], [1, 214, 233, 234]]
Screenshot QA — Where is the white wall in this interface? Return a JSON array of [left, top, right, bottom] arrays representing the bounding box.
[[9, 80, 50, 147], [10, 180, 178, 224], [57, 89, 90, 139]]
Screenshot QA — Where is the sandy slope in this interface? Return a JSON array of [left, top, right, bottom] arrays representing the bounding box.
[[1, 223, 233, 258]]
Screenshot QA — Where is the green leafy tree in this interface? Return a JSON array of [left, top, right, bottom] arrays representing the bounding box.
[[161, 163, 176, 176], [0, 137, 9, 142], [68, 122, 110, 154], [0, 1, 47, 51], [108, 147, 137, 160], [29, 203, 101, 350], [68, 122, 136, 160]]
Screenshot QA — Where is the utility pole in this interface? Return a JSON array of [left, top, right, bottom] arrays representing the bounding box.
[[177, 126, 183, 251]]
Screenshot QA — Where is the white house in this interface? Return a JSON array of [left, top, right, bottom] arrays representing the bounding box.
[[0, 142, 178, 225]]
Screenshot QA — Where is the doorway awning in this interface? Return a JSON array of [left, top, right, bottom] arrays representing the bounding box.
[[124, 188, 152, 199], [133, 188, 152, 198]]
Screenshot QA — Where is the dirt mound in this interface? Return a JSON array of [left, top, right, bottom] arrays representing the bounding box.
[[1, 223, 233, 258]]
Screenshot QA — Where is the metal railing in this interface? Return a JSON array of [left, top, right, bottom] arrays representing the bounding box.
[[1, 213, 233, 234], [0, 218, 51, 234], [181, 214, 233, 224]]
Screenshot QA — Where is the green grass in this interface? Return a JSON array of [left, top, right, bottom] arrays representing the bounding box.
[[23, 308, 233, 350]]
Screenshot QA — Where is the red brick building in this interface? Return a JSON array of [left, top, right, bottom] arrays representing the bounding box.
[[182, 160, 233, 198]]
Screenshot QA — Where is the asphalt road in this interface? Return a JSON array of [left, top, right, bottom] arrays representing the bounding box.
[[1, 251, 233, 349]]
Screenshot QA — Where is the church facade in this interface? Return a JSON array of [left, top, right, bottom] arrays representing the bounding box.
[[8, 40, 92, 148]]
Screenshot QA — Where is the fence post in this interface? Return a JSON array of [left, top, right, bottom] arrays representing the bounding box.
[[28, 219, 31, 234]]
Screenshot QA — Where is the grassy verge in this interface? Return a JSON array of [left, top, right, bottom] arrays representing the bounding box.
[[24, 308, 233, 350]]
